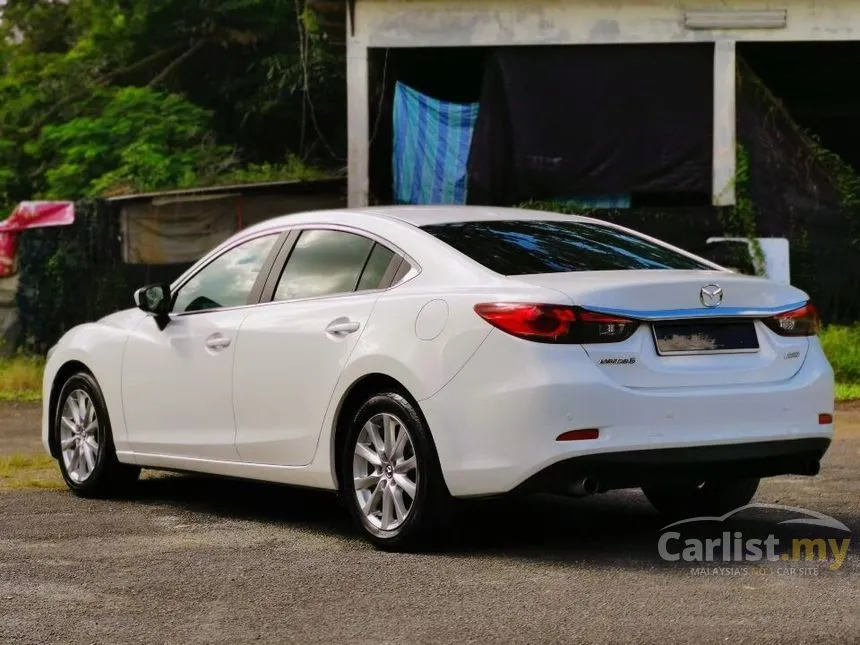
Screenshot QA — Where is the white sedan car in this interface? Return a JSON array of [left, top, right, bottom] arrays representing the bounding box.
[[42, 206, 835, 549]]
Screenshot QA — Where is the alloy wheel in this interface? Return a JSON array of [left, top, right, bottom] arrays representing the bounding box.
[[59, 389, 100, 483], [352, 412, 419, 532]]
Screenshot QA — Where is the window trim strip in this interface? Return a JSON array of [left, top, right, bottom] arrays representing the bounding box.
[[168, 222, 422, 318]]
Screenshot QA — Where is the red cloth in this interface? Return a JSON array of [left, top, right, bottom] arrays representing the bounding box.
[[0, 202, 75, 277]]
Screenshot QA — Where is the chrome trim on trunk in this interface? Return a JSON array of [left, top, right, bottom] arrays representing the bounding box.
[[586, 300, 807, 322]]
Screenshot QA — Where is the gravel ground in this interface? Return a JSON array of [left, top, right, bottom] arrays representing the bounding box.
[[1, 402, 858, 644]]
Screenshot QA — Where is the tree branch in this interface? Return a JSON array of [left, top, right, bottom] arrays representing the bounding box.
[[24, 44, 187, 134], [99, 44, 185, 84], [148, 40, 208, 88]]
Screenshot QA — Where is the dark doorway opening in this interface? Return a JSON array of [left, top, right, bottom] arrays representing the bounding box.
[[368, 45, 714, 208], [740, 41, 860, 172]]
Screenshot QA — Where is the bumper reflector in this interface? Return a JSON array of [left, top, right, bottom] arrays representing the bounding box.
[[556, 429, 600, 442], [819, 413, 833, 425]]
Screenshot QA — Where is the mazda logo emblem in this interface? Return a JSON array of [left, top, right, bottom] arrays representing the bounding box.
[[700, 284, 723, 308]]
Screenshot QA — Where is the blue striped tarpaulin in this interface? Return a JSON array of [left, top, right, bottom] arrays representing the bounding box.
[[392, 82, 479, 205]]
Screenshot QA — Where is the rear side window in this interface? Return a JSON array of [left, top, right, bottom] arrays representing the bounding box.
[[274, 229, 374, 301], [357, 243, 395, 291], [421, 220, 710, 275], [272, 229, 400, 301]]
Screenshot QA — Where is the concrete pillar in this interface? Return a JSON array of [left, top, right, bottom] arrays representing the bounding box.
[[712, 40, 737, 206], [347, 41, 370, 208]]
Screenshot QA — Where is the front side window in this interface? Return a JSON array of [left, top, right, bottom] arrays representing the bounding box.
[[421, 220, 710, 275], [273, 229, 376, 301], [172, 234, 279, 313]]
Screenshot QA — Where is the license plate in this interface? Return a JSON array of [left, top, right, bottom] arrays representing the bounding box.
[[652, 321, 760, 355]]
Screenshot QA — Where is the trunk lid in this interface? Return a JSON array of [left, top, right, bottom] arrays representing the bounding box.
[[513, 270, 806, 313], [511, 270, 811, 388]]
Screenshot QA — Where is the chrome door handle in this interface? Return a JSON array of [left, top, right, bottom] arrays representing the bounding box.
[[204, 334, 232, 350], [325, 320, 360, 335]]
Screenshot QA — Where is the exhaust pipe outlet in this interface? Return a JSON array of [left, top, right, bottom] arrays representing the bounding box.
[[802, 460, 821, 476], [568, 476, 600, 497]]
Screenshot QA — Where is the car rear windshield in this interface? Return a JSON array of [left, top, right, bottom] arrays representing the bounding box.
[[420, 220, 711, 275]]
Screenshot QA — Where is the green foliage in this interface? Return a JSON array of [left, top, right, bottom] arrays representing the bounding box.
[[0, 351, 44, 401], [737, 61, 860, 322], [805, 136, 860, 261], [717, 144, 765, 274], [0, 1, 343, 353], [39, 87, 227, 197], [0, 0, 343, 210], [820, 325, 860, 385], [821, 325, 860, 401], [836, 382, 860, 402], [210, 155, 333, 186], [811, 140, 860, 211]]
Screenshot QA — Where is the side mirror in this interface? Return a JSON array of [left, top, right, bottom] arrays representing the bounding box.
[[134, 283, 171, 329]]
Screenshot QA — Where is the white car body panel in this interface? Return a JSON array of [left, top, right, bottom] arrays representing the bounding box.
[[41, 206, 835, 498], [41, 309, 146, 456], [420, 330, 833, 497], [122, 309, 248, 460], [579, 321, 809, 388], [512, 269, 806, 311], [233, 292, 379, 466]]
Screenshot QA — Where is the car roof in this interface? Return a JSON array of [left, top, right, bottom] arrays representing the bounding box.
[[243, 205, 594, 236], [362, 205, 592, 227]]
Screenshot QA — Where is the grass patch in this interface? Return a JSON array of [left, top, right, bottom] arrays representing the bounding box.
[[0, 354, 44, 402], [820, 325, 860, 384], [821, 325, 860, 402], [0, 454, 62, 491], [0, 454, 169, 491], [836, 382, 860, 402], [0, 390, 42, 402]]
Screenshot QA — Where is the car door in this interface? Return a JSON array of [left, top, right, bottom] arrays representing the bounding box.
[[122, 231, 284, 460], [232, 227, 402, 466]]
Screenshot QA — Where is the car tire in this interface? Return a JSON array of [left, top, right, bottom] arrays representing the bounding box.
[[54, 371, 141, 498], [643, 478, 760, 519], [342, 392, 448, 551]]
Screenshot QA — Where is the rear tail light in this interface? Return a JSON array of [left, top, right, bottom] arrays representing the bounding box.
[[473, 303, 638, 344], [763, 303, 820, 337]]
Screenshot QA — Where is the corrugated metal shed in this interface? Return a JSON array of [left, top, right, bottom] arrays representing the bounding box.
[[109, 177, 346, 265]]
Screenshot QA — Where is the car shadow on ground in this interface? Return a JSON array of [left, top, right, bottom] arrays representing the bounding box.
[[123, 473, 857, 568]]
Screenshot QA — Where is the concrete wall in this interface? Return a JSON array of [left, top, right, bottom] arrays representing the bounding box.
[[347, 0, 860, 208], [352, 0, 860, 48]]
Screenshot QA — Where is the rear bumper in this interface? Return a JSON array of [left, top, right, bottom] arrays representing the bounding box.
[[517, 438, 831, 494], [420, 331, 835, 497]]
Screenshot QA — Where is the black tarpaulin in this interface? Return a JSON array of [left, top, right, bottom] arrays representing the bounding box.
[[467, 44, 715, 205]]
